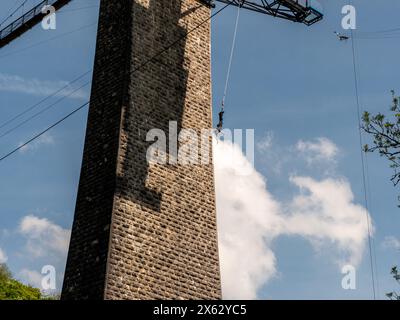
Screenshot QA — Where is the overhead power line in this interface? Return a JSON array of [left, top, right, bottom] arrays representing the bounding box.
[[60, 5, 99, 13], [0, 0, 29, 27], [0, 81, 91, 140], [0, 22, 98, 59], [0, 101, 89, 162], [0, 70, 92, 130], [129, 1, 232, 76], [348, 1, 378, 298], [0, 1, 233, 163]]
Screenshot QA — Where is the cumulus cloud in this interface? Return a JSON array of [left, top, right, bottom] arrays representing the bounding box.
[[296, 137, 339, 165], [382, 236, 400, 250], [19, 133, 54, 154], [6, 216, 70, 292], [0, 73, 88, 99], [214, 139, 371, 299], [18, 269, 42, 288], [19, 215, 71, 258], [215, 139, 283, 299], [255, 131, 288, 174], [256, 135, 339, 175], [256, 131, 274, 153], [0, 248, 7, 263], [283, 176, 370, 266]]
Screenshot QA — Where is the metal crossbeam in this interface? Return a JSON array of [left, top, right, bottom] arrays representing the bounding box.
[[204, 0, 323, 26], [0, 0, 323, 49], [0, 0, 72, 48]]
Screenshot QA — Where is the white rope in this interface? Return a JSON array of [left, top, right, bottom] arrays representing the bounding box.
[[217, 3, 242, 132], [222, 4, 241, 110]]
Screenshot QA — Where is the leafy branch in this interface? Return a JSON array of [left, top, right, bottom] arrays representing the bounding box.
[[386, 266, 400, 300], [362, 91, 400, 188]]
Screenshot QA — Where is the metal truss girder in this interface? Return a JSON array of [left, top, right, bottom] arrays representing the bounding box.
[[0, 0, 72, 48], [201, 0, 323, 26]]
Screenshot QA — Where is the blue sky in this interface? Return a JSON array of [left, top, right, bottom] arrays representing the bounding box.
[[1, 0, 400, 299]]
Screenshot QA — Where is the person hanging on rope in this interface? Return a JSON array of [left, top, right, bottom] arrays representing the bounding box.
[[216, 109, 224, 133], [216, 1, 242, 134]]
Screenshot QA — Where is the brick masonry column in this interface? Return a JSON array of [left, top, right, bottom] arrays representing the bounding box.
[[61, 0, 221, 300]]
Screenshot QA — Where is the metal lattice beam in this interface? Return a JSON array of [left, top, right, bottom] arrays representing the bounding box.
[[203, 0, 323, 26], [0, 0, 323, 49], [0, 0, 72, 48]]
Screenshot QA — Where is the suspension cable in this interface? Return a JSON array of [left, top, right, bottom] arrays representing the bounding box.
[[349, 19, 378, 300], [0, 0, 29, 27], [0, 1, 234, 163], [217, 1, 242, 132]]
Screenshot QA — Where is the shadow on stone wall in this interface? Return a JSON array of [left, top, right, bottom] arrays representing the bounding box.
[[117, 0, 192, 211]]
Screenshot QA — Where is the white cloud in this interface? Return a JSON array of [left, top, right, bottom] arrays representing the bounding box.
[[256, 135, 339, 176], [283, 176, 370, 266], [0, 248, 7, 263], [256, 131, 274, 152], [296, 137, 339, 165], [214, 139, 371, 299], [18, 267, 62, 293], [215, 139, 283, 299], [382, 236, 400, 250], [18, 269, 42, 288], [18, 215, 71, 258], [0, 73, 88, 99], [19, 133, 54, 154], [255, 131, 287, 174]]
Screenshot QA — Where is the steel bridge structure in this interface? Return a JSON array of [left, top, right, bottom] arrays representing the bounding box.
[[0, 0, 323, 49]]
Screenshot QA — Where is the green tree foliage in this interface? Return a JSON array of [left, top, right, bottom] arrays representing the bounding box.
[[362, 90, 400, 191], [0, 264, 41, 300], [362, 91, 400, 300], [386, 267, 400, 300], [0, 263, 12, 282]]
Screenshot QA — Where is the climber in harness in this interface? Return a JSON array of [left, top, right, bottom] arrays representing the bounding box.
[[216, 2, 242, 134], [216, 110, 224, 133]]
